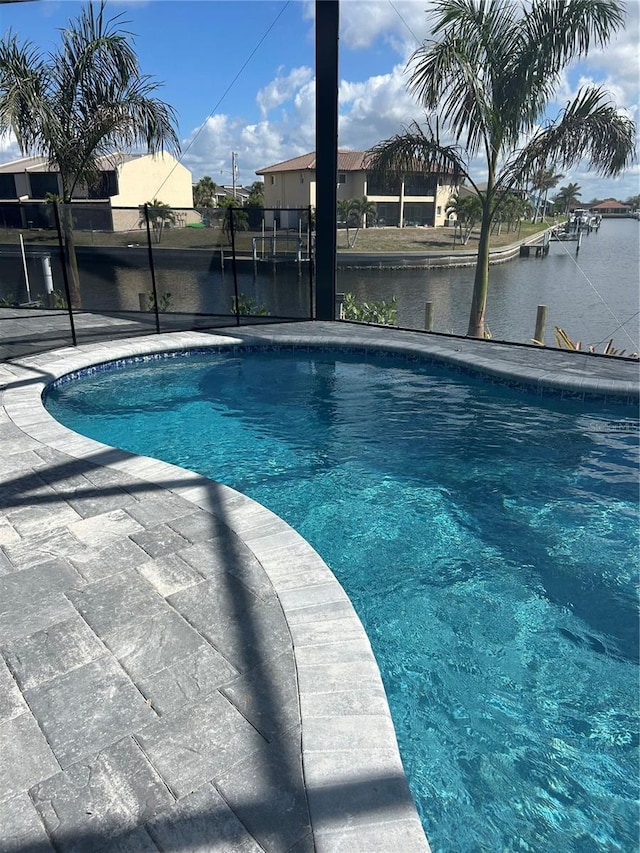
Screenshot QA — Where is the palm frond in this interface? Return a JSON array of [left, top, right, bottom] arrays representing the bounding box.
[[367, 120, 468, 186]]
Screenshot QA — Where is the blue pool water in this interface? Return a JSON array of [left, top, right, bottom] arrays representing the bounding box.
[[46, 347, 639, 852]]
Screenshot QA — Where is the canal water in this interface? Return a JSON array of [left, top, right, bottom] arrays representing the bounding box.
[[339, 218, 639, 349], [10, 218, 639, 349]]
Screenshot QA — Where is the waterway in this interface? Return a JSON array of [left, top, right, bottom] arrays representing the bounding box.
[[9, 218, 639, 350], [339, 218, 639, 349]]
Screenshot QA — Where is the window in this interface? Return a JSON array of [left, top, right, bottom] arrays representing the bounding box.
[[270, 175, 275, 185], [403, 173, 436, 196], [88, 171, 118, 199], [366, 172, 401, 195], [437, 206, 441, 215], [338, 173, 346, 184], [29, 172, 59, 198], [300, 173, 304, 183], [0, 174, 17, 198]]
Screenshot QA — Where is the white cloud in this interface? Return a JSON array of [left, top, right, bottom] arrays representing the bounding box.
[[256, 66, 313, 118]]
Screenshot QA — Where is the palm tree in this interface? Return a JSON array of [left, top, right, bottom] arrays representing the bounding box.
[[337, 198, 355, 247], [0, 1, 179, 306], [530, 166, 564, 222], [193, 176, 218, 209], [446, 193, 482, 244], [368, 0, 635, 338], [347, 197, 376, 247], [138, 198, 175, 243], [554, 182, 583, 215]]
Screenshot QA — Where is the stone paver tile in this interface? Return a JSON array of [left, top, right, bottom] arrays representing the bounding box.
[[0, 792, 55, 852], [68, 509, 143, 547], [67, 488, 137, 519], [0, 656, 28, 722], [179, 536, 274, 601], [146, 782, 263, 852], [297, 660, 383, 697], [136, 645, 238, 716], [0, 547, 15, 576], [135, 692, 265, 799], [216, 726, 311, 853], [135, 552, 203, 597], [313, 819, 429, 853], [306, 767, 418, 833], [24, 657, 156, 769], [92, 826, 159, 853], [5, 503, 83, 538], [303, 716, 398, 754], [0, 517, 20, 548], [165, 510, 224, 544], [124, 493, 194, 528], [2, 615, 106, 691], [129, 523, 189, 559], [170, 583, 289, 671], [0, 560, 82, 643], [0, 712, 59, 800], [105, 610, 208, 681], [70, 537, 151, 584], [30, 737, 172, 853], [67, 568, 168, 636], [1, 529, 86, 570], [221, 650, 299, 740], [299, 688, 390, 720]]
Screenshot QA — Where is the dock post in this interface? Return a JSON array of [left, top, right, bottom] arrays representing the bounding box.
[[534, 304, 547, 345], [576, 232, 582, 253], [425, 301, 434, 331]]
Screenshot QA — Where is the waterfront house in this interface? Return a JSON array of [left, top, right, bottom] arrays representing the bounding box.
[[588, 199, 633, 218], [0, 152, 194, 231], [256, 150, 458, 229]]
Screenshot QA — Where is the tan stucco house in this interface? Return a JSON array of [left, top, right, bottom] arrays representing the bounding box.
[[256, 150, 458, 228], [0, 152, 194, 231]]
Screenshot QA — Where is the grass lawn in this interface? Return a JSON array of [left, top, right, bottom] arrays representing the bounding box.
[[10, 220, 551, 255]]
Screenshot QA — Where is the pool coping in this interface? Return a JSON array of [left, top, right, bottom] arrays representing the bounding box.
[[1, 321, 637, 852]]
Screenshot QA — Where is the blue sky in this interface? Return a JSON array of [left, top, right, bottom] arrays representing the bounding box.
[[1, 0, 638, 202]]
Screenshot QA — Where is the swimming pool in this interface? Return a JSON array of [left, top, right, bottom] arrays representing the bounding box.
[[45, 345, 639, 853]]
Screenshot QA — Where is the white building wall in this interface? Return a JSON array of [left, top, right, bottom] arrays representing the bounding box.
[[110, 154, 193, 209]]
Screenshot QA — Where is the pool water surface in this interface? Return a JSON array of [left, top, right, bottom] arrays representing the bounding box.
[[46, 347, 640, 853]]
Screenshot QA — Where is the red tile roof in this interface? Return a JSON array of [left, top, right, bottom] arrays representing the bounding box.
[[256, 150, 372, 174], [590, 199, 632, 210]]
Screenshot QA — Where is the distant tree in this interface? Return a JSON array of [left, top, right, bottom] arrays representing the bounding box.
[[368, 0, 636, 338], [530, 165, 564, 222], [246, 181, 264, 207], [0, 1, 179, 306], [193, 176, 218, 209], [337, 198, 355, 246], [218, 197, 248, 242], [446, 194, 482, 244], [347, 197, 376, 247], [555, 182, 583, 215], [138, 198, 175, 243], [625, 193, 640, 209]]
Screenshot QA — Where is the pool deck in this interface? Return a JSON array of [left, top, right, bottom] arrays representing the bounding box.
[[1, 321, 638, 853]]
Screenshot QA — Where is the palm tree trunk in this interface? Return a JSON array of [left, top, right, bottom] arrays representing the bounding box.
[[61, 204, 81, 308], [467, 207, 491, 338]]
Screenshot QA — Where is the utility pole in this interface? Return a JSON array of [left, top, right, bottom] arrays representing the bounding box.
[[232, 151, 238, 200]]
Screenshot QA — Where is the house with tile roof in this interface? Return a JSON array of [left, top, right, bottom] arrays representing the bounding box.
[[0, 152, 194, 231], [587, 199, 633, 217], [256, 150, 458, 229]]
